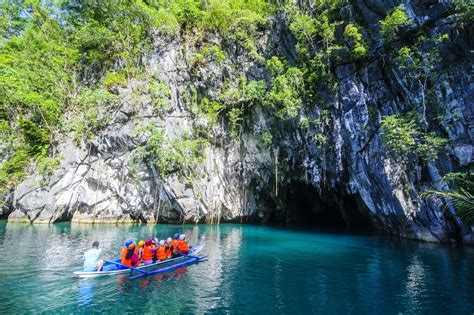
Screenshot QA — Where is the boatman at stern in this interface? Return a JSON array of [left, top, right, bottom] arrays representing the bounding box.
[[83, 241, 104, 272]]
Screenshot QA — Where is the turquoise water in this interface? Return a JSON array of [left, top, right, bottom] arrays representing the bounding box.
[[0, 221, 473, 314]]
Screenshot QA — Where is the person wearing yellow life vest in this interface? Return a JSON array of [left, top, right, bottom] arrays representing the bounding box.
[[177, 234, 189, 255], [141, 239, 154, 265], [156, 240, 168, 261]]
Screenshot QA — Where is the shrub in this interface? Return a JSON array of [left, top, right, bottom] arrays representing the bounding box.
[[380, 112, 447, 161], [36, 155, 61, 185], [380, 5, 412, 42], [343, 23, 368, 60], [133, 123, 208, 180], [149, 82, 172, 114], [265, 67, 304, 119], [102, 72, 127, 88], [200, 44, 226, 63], [265, 56, 284, 76], [227, 107, 244, 138], [0, 148, 30, 191], [68, 88, 118, 142], [200, 97, 224, 125]]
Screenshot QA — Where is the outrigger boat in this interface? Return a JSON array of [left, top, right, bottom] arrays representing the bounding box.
[[74, 243, 206, 279]]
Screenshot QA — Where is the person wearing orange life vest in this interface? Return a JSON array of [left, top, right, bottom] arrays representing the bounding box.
[[177, 234, 189, 255], [141, 239, 154, 265], [165, 237, 172, 258], [121, 241, 140, 267], [156, 240, 168, 261], [120, 240, 132, 266], [170, 233, 180, 258]]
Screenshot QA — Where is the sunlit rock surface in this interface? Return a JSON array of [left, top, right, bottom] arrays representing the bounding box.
[[5, 1, 473, 243]]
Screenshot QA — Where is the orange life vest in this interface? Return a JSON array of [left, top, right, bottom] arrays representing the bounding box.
[[165, 243, 171, 257], [121, 248, 132, 266], [157, 245, 167, 261], [142, 245, 153, 261], [171, 239, 179, 252], [177, 240, 188, 254]]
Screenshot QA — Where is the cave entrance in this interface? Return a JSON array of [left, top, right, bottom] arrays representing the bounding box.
[[283, 182, 372, 231]]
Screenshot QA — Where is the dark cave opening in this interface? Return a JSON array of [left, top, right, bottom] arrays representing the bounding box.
[[282, 182, 373, 231]]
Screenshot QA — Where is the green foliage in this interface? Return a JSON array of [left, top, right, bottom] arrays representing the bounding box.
[[453, 0, 474, 25], [73, 21, 115, 66], [221, 77, 266, 105], [380, 112, 447, 161], [0, 0, 273, 191], [422, 171, 474, 225], [343, 23, 368, 60], [0, 2, 80, 192], [141, 0, 270, 39], [200, 97, 224, 125], [0, 147, 29, 191], [171, 0, 204, 26], [265, 56, 284, 76], [393, 33, 446, 119], [133, 123, 208, 180], [220, 77, 266, 137], [395, 35, 441, 81], [200, 44, 226, 63], [314, 133, 327, 146], [286, 4, 341, 102], [191, 52, 206, 67], [227, 107, 244, 138], [133, 0, 179, 36], [149, 82, 172, 114], [0, 0, 30, 38], [380, 5, 412, 42], [299, 116, 310, 129], [201, 0, 269, 32], [36, 155, 60, 184], [192, 44, 227, 67], [265, 67, 304, 119], [259, 130, 273, 148], [68, 88, 119, 142], [102, 72, 127, 88], [289, 14, 317, 43]]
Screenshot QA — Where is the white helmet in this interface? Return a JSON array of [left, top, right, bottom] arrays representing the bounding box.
[[179, 234, 185, 240], [159, 240, 165, 246], [167, 237, 172, 244]]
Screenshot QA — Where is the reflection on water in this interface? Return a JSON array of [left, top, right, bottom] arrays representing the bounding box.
[[78, 281, 95, 307], [403, 255, 428, 313], [0, 221, 473, 314]]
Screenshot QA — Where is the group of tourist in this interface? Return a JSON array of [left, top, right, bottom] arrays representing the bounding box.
[[121, 233, 190, 267], [82, 233, 190, 272]]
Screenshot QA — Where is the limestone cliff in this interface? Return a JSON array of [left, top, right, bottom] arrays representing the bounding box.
[[3, 1, 473, 243]]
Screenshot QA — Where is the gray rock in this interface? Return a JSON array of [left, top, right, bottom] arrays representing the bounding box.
[[3, 1, 472, 245], [453, 144, 473, 166]]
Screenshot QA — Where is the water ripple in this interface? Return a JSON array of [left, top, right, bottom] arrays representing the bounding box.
[[0, 222, 473, 314]]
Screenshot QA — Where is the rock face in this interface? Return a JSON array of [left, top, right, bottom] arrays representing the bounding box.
[[5, 1, 473, 243]]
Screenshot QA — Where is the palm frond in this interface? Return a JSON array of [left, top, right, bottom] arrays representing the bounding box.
[[421, 187, 474, 225]]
